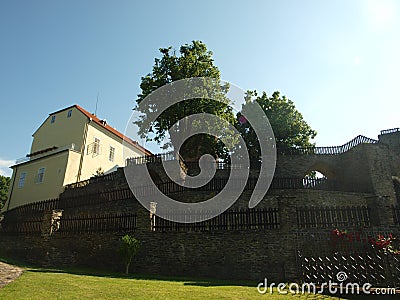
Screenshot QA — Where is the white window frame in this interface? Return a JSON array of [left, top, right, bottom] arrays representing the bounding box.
[[93, 138, 101, 155], [18, 172, 27, 188], [109, 146, 115, 162], [37, 167, 45, 184]]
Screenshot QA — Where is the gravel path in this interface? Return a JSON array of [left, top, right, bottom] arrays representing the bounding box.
[[0, 262, 23, 288]]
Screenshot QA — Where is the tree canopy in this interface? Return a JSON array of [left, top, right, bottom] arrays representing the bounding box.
[[236, 90, 317, 163], [135, 41, 316, 164], [0, 175, 11, 209], [134, 41, 235, 161]]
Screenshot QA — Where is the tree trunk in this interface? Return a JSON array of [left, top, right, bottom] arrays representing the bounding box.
[[125, 262, 130, 275]]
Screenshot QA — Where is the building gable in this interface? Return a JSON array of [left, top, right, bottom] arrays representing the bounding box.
[[31, 105, 151, 157]]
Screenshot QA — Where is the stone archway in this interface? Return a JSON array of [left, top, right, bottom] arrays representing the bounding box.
[[303, 161, 336, 180]]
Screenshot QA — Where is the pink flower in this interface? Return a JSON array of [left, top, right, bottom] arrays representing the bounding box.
[[238, 115, 247, 124]]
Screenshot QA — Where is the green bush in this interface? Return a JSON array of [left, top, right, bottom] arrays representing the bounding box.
[[118, 235, 141, 275]]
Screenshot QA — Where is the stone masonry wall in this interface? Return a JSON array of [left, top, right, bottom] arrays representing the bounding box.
[[0, 230, 297, 281], [1, 132, 399, 281], [0, 187, 394, 282]]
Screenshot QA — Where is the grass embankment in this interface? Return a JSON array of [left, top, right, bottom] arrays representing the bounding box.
[[0, 259, 360, 300]]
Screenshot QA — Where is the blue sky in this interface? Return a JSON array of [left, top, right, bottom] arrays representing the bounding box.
[[0, 0, 399, 176]]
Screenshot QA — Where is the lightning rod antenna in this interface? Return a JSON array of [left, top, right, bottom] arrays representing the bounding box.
[[95, 92, 100, 116]]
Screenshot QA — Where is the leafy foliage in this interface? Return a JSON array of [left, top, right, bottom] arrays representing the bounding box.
[[236, 91, 317, 163], [369, 233, 400, 255], [0, 175, 11, 209], [134, 41, 235, 161], [118, 235, 141, 275], [135, 41, 316, 164], [92, 167, 104, 177]]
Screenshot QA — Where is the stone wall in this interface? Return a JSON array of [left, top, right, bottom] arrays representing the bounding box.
[[0, 229, 297, 281], [0, 188, 397, 281], [1, 131, 399, 281]]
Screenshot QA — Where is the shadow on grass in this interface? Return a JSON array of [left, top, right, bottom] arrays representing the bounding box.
[[0, 257, 256, 287], [182, 280, 255, 287], [4, 257, 398, 298]]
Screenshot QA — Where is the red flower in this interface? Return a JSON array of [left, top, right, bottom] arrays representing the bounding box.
[[238, 115, 247, 124]]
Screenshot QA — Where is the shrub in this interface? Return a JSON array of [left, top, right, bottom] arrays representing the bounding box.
[[118, 234, 141, 274]]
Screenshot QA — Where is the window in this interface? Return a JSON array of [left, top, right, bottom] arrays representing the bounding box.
[[93, 138, 100, 155], [109, 146, 115, 162], [37, 167, 45, 183], [67, 109, 72, 118], [18, 172, 26, 188], [50, 115, 56, 123]]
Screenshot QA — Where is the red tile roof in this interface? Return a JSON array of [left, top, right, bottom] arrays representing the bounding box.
[[52, 105, 152, 155]]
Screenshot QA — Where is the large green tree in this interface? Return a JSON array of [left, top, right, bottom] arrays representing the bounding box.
[[236, 91, 317, 163], [135, 41, 235, 161], [0, 175, 11, 209], [135, 41, 316, 165]]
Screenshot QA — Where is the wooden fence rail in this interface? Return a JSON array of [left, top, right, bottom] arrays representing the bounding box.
[[3, 198, 60, 220], [126, 151, 178, 166], [278, 135, 378, 155], [65, 172, 118, 189], [124, 135, 378, 165], [3, 177, 359, 218], [58, 213, 137, 234], [297, 206, 370, 228], [114, 177, 338, 199], [58, 189, 132, 209], [1, 216, 43, 235], [380, 128, 400, 135], [135, 177, 336, 197], [151, 208, 280, 232], [1, 213, 137, 235], [1, 205, 376, 234]]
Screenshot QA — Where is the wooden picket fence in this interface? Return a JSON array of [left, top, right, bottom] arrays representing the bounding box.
[[278, 135, 378, 155], [0, 212, 137, 235], [297, 206, 370, 228], [1, 215, 43, 235], [3, 198, 60, 220], [3, 203, 374, 234], [138, 177, 337, 196], [381, 128, 399, 135], [126, 151, 178, 166], [151, 208, 280, 232], [124, 134, 378, 167], [3, 176, 346, 220], [64, 172, 118, 189], [57, 213, 137, 234]]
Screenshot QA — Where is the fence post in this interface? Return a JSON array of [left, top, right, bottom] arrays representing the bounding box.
[[366, 195, 395, 226], [150, 202, 157, 231], [41, 210, 63, 236]]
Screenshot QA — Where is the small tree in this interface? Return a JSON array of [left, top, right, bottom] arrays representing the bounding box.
[[118, 234, 141, 275], [0, 175, 10, 209], [92, 167, 104, 177]]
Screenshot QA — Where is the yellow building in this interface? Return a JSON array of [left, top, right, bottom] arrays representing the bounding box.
[[3, 105, 150, 211]]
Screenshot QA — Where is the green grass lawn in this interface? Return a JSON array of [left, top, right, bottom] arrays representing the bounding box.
[[0, 262, 364, 300]]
